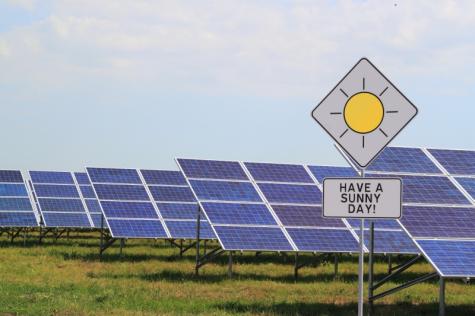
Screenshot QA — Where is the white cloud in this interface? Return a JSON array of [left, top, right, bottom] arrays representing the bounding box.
[[6, 0, 37, 10], [0, 0, 475, 97]]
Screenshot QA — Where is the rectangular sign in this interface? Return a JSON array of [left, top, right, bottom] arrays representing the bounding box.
[[323, 177, 402, 219]]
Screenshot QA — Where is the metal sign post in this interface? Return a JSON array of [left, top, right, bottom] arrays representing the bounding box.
[[311, 57, 418, 316]]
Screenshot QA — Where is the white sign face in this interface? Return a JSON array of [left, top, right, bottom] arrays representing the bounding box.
[[312, 58, 418, 168], [323, 178, 402, 219]]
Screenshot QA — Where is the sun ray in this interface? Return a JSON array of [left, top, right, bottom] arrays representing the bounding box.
[[330, 112, 342, 115], [339, 88, 349, 98], [339, 129, 349, 138], [379, 128, 388, 137], [362, 77, 365, 90], [379, 86, 388, 96], [362, 136, 365, 148], [386, 110, 399, 114]]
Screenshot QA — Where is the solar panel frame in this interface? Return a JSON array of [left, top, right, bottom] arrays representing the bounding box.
[[28, 171, 93, 228], [73, 172, 103, 229], [0, 170, 40, 227]]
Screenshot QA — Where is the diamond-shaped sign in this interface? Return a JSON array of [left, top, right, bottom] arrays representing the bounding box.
[[312, 58, 418, 168]]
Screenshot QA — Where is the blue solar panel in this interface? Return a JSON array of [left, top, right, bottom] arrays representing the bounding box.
[[455, 177, 475, 200], [0, 184, 28, 197], [257, 183, 322, 204], [42, 212, 91, 228], [38, 198, 85, 213], [287, 228, 359, 252], [272, 205, 344, 227], [33, 184, 80, 198], [214, 226, 293, 251], [93, 184, 149, 201], [200, 202, 277, 225], [100, 201, 158, 219], [87, 168, 142, 184], [107, 219, 167, 238], [157, 203, 198, 219], [370, 174, 471, 205], [244, 162, 313, 183], [367, 147, 441, 174], [307, 165, 358, 184], [358, 230, 419, 254], [428, 149, 475, 176], [148, 186, 196, 202], [0, 170, 24, 183], [417, 239, 475, 277], [0, 212, 38, 227], [0, 198, 33, 211], [189, 180, 261, 202], [74, 172, 91, 185], [400, 206, 475, 239], [29, 171, 74, 184], [79, 185, 96, 199], [165, 220, 215, 239], [177, 159, 248, 180], [140, 170, 186, 185]]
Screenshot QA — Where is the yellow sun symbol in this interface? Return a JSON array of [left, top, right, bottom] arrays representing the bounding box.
[[344, 92, 384, 134]]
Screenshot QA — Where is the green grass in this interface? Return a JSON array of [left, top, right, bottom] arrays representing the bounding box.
[[0, 232, 474, 315]]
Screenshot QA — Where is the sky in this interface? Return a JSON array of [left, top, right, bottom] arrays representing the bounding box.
[[1, 0, 474, 171]]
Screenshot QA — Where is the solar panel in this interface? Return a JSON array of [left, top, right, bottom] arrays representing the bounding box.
[[454, 177, 475, 200], [400, 205, 475, 239], [139, 169, 215, 240], [257, 183, 322, 205], [29, 171, 92, 228], [244, 162, 313, 183], [0, 170, 39, 227], [366, 147, 441, 174], [369, 174, 471, 205], [287, 228, 359, 252], [87, 167, 167, 239], [427, 148, 475, 176], [361, 229, 418, 254], [177, 159, 294, 251], [307, 165, 358, 184], [74, 172, 106, 229], [416, 239, 475, 277]]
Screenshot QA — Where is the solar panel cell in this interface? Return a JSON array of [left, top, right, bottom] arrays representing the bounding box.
[[257, 183, 322, 204], [214, 226, 293, 251], [165, 220, 215, 239], [455, 177, 475, 200], [90, 213, 103, 227], [201, 202, 277, 225], [401, 206, 475, 239], [148, 186, 196, 202], [38, 198, 85, 213], [42, 212, 91, 227], [346, 219, 402, 230], [33, 184, 80, 198], [74, 172, 91, 185], [367, 147, 441, 174], [307, 165, 358, 184], [94, 184, 149, 201], [79, 185, 96, 199], [107, 219, 167, 238], [287, 228, 359, 252], [140, 170, 187, 185], [30, 171, 74, 184], [0, 170, 24, 183], [178, 159, 248, 180], [0, 198, 33, 211], [428, 149, 475, 176], [100, 201, 158, 219], [0, 212, 38, 227], [417, 240, 475, 277], [189, 180, 261, 202], [244, 162, 313, 183], [272, 205, 344, 227], [85, 199, 102, 212], [156, 203, 198, 219], [87, 168, 142, 184], [0, 184, 28, 197], [360, 230, 418, 254]]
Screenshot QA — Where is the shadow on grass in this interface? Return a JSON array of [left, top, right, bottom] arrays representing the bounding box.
[[89, 267, 440, 285], [213, 301, 475, 316]]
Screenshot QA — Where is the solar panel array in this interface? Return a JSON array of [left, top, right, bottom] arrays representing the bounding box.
[[29, 171, 93, 228], [364, 146, 475, 277], [0, 170, 39, 227]]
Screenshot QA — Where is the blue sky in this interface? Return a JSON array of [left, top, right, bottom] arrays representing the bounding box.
[[1, 0, 474, 171]]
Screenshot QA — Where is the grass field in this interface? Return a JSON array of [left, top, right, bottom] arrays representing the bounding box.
[[0, 232, 474, 315]]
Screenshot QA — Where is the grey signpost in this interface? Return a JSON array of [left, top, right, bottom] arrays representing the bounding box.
[[311, 57, 418, 316]]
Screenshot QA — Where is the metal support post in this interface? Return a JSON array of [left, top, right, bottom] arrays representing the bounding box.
[[368, 222, 375, 315], [439, 277, 445, 316], [179, 240, 183, 258], [334, 254, 339, 277], [358, 167, 365, 316], [228, 251, 233, 278], [99, 214, 104, 258], [388, 255, 392, 274], [294, 253, 299, 280], [195, 206, 201, 276], [119, 238, 125, 256]]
